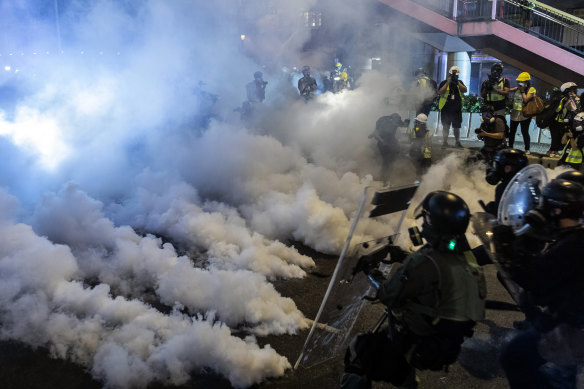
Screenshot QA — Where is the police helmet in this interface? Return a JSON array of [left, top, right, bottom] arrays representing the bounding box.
[[491, 63, 503, 76], [560, 82, 577, 93], [254, 71, 263, 79], [541, 179, 584, 220], [415, 191, 471, 237], [493, 148, 528, 176], [415, 113, 428, 124], [302, 66, 310, 76], [555, 170, 584, 188]]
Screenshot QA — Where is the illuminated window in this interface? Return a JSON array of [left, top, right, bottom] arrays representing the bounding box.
[[304, 10, 322, 29]]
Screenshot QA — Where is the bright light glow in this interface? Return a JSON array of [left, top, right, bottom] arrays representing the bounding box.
[[4, 65, 10, 71], [240, 34, 246, 41], [0, 108, 70, 170]]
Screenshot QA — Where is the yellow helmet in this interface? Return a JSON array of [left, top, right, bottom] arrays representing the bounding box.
[[336, 62, 342, 68], [516, 72, 531, 82], [340, 71, 348, 81]]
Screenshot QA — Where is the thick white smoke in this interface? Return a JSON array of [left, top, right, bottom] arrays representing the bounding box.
[[0, 0, 559, 388]]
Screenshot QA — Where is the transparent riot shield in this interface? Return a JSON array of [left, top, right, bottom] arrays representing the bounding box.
[[294, 183, 419, 370], [472, 164, 548, 304]]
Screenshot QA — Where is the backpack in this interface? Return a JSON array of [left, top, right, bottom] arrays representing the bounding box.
[[522, 95, 544, 117], [494, 115, 510, 138], [536, 91, 563, 129]]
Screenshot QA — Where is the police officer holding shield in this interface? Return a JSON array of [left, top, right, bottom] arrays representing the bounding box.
[[341, 191, 486, 389]]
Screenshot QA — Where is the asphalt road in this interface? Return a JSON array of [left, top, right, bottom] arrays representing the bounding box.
[[0, 247, 523, 389], [0, 145, 526, 389]]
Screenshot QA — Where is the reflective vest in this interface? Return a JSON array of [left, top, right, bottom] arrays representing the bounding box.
[[417, 76, 430, 88], [486, 78, 506, 102], [438, 84, 463, 110], [411, 126, 432, 159], [555, 97, 568, 122], [562, 141, 583, 165], [512, 87, 537, 111]]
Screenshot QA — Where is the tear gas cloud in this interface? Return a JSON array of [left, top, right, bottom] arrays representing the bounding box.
[[0, 0, 545, 388]]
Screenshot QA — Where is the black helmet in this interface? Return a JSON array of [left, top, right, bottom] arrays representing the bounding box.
[[491, 62, 503, 76], [556, 170, 584, 187], [376, 113, 403, 131], [414, 192, 470, 252], [541, 179, 584, 220], [493, 148, 528, 178], [254, 71, 263, 79], [416, 191, 470, 236], [302, 66, 310, 76]]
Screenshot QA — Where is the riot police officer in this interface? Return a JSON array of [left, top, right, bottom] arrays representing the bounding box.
[[483, 148, 528, 216], [342, 191, 486, 389], [498, 179, 584, 389]]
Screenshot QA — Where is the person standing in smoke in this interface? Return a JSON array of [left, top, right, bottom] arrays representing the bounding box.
[[298, 66, 318, 100], [239, 71, 268, 122], [412, 68, 437, 116], [369, 114, 405, 184], [409, 113, 432, 177], [342, 191, 486, 389], [438, 66, 467, 148], [246, 71, 267, 104]]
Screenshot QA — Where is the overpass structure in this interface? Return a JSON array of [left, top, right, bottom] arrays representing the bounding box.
[[379, 0, 584, 86]]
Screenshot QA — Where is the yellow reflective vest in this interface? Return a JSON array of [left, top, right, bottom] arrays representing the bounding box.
[[438, 84, 463, 110]]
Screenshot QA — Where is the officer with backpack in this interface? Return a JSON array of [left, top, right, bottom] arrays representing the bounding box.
[[342, 191, 486, 389], [509, 72, 536, 154]]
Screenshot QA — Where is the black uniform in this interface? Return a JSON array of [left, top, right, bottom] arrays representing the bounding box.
[[298, 76, 317, 98], [500, 227, 584, 389]]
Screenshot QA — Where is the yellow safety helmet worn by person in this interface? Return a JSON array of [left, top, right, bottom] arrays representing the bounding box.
[[516, 72, 531, 82], [336, 62, 342, 69]]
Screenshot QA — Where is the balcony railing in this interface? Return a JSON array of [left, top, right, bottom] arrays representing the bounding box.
[[407, 0, 584, 56]]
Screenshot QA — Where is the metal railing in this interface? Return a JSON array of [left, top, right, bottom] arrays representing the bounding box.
[[500, 0, 584, 56], [407, 0, 584, 56]]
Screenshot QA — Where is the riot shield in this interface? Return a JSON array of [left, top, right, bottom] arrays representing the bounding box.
[[294, 183, 418, 370], [472, 164, 548, 304], [498, 164, 548, 230]]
